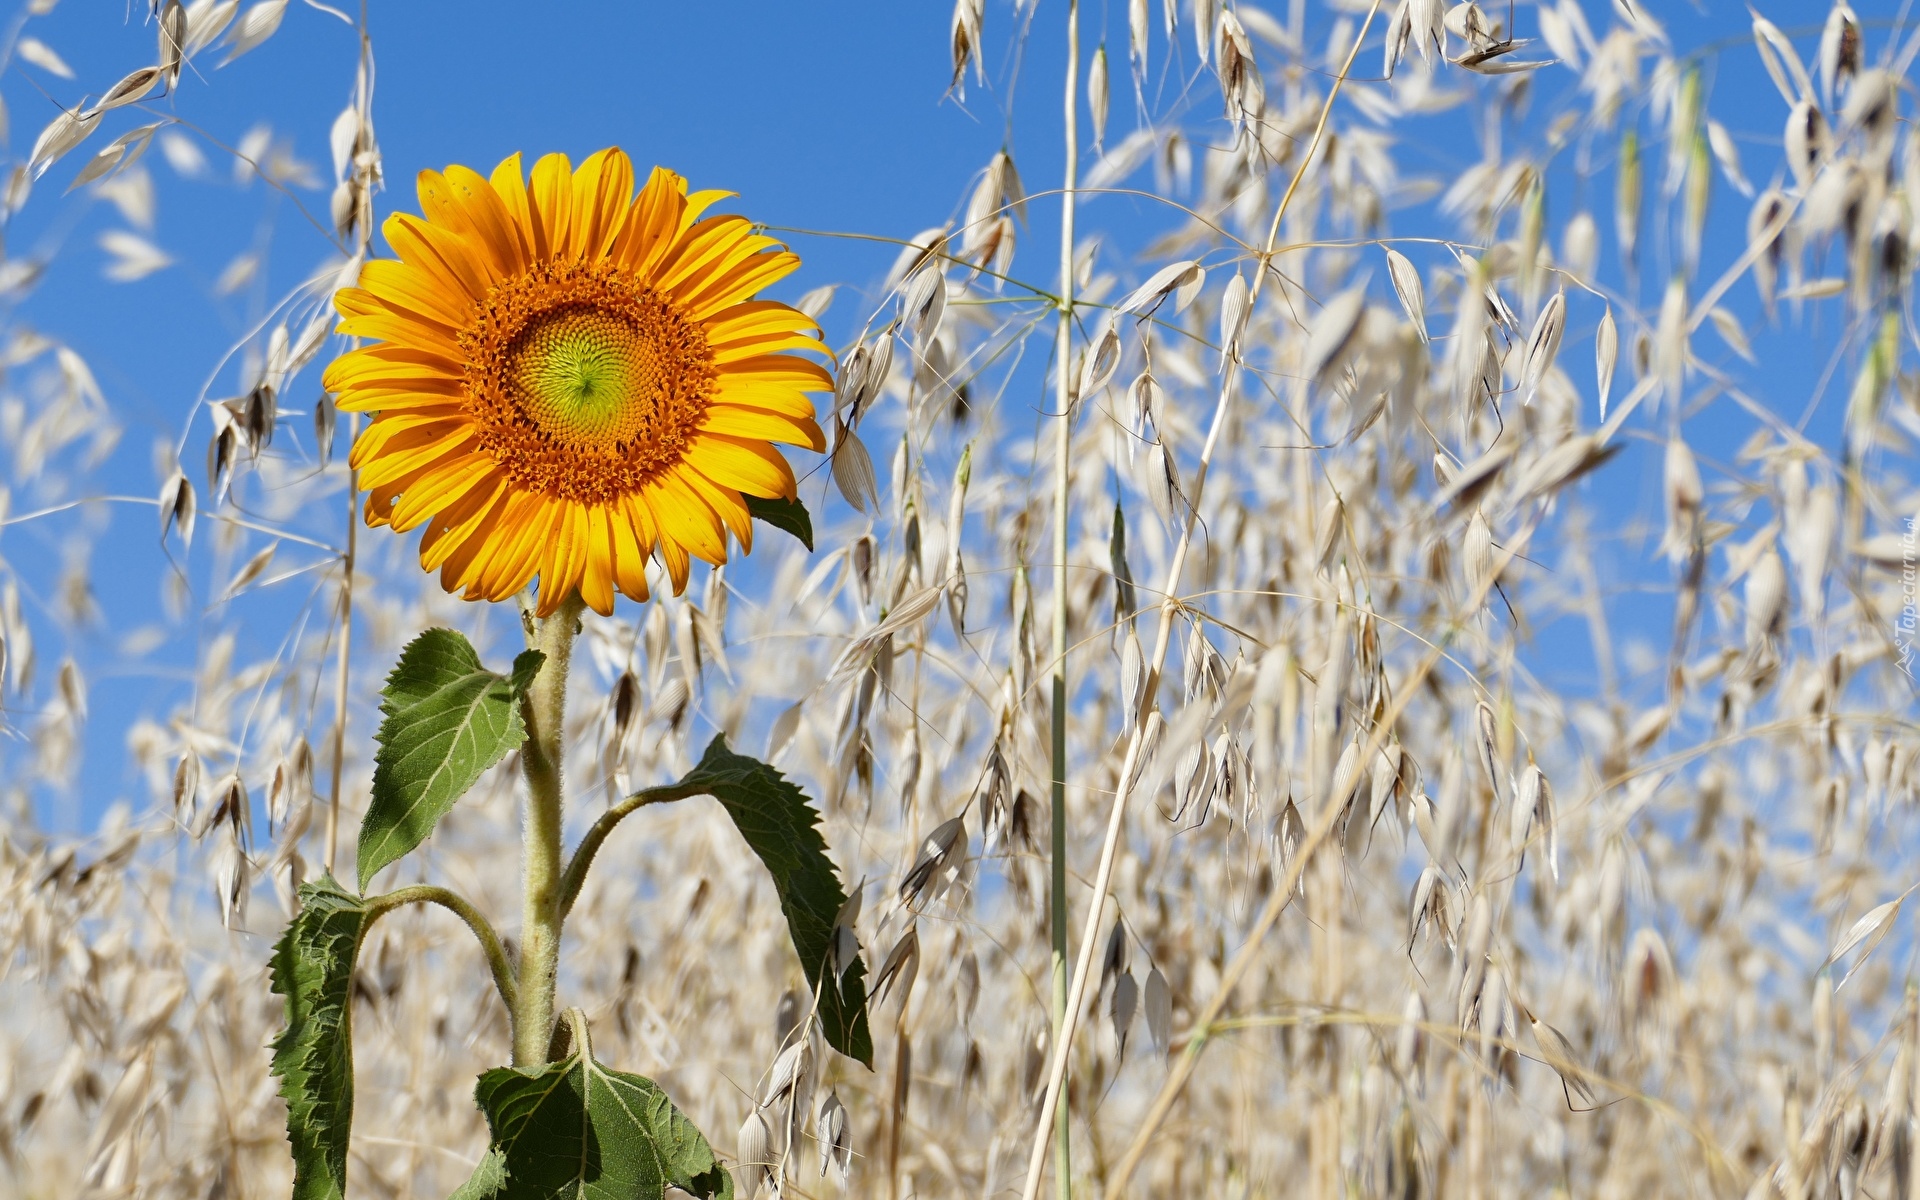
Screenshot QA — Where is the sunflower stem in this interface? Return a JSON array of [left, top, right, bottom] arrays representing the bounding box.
[[513, 589, 586, 1067], [1049, 3, 1080, 1199]]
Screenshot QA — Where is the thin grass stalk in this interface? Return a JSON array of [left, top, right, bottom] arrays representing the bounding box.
[[1312, 739, 1344, 1191], [1048, 1, 1080, 1197], [888, 993, 912, 1200], [324, 22, 375, 879], [1308, 537, 1349, 1195], [324, 425, 356, 879], [1016, 9, 1381, 1196], [512, 590, 586, 1067]]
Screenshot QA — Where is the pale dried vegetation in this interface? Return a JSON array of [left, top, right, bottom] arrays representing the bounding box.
[[3, 0, 1920, 1196]]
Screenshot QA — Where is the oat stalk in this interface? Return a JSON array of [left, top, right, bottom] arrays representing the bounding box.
[[323, 430, 357, 879], [1046, 2, 1081, 1197], [1017, 7, 1382, 1195]]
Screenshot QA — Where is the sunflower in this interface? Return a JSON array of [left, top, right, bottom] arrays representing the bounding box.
[[322, 148, 830, 617]]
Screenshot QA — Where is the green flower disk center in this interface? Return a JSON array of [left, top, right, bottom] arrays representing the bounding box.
[[509, 304, 661, 449]]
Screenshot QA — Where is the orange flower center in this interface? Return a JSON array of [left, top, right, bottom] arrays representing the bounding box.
[[459, 258, 714, 504]]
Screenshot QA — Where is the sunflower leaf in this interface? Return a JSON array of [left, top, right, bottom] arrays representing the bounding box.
[[744, 493, 814, 551], [269, 875, 373, 1200], [357, 629, 543, 891], [452, 1014, 733, 1200], [678, 735, 872, 1065]]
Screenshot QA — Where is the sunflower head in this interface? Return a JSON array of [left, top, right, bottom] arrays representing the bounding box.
[[323, 148, 830, 617]]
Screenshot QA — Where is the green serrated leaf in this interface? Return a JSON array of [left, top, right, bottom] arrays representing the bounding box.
[[507, 647, 545, 694], [269, 876, 373, 1200], [678, 735, 872, 1065], [357, 630, 543, 891], [448, 1149, 508, 1200], [453, 1020, 733, 1200], [743, 493, 814, 552]]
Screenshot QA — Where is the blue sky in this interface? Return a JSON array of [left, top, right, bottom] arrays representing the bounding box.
[[5, 0, 993, 826], [0, 0, 1906, 827]]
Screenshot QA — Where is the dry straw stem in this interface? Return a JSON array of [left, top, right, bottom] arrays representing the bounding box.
[[1016, 5, 1382, 1197], [1045, 3, 1080, 1199], [324, 23, 376, 878], [323, 438, 357, 877]]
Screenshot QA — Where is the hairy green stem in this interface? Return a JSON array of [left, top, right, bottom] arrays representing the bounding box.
[[513, 589, 586, 1067], [370, 884, 517, 1014], [1049, 3, 1080, 1198], [556, 781, 703, 919]]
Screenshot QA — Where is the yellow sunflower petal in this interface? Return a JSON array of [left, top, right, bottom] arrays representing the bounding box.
[[332, 388, 464, 416], [655, 538, 691, 594], [348, 413, 464, 471], [362, 448, 445, 526], [327, 363, 464, 398], [681, 251, 803, 321], [528, 152, 575, 267], [329, 362, 459, 392], [643, 473, 727, 571], [489, 501, 555, 601], [420, 474, 510, 571], [355, 425, 476, 491], [698, 404, 825, 450], [416, 169, 483, 239], [389, 451, 499, 533], [611, 496, 653, 602], [678, 466, 755, 555], [709, 378, 828, 422], [712, 353, 836, 390], [649, 519, 691, 593], [570, 148, 634, 261], [579, 504, 617, 616], [708, 328, 833, 361], [682, 189, 734, 228], [613, 166, 687, 275], [656, 216, 772, 294], [536, 500, 591, 616], [686, 433, 799, 499], [336, 308, 462, 356], [468, 491, 546, 601], [323, 343, 463, 391], [335, 284, 461, 340], [332, 284, 382, 318], [382, 212, 492, 301], [708, 378, 826, 422], [443, 164, 530, 277], [702, 300, 819, 343], [358, 259, 474, 329], [433, 496, 499, 597], [489, 152, 544, 262], [706, 334, 825, 362], [364, 489, 398, 527]]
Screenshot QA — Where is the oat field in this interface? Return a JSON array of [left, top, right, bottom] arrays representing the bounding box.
[[1, 1, 1918, 1197]]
